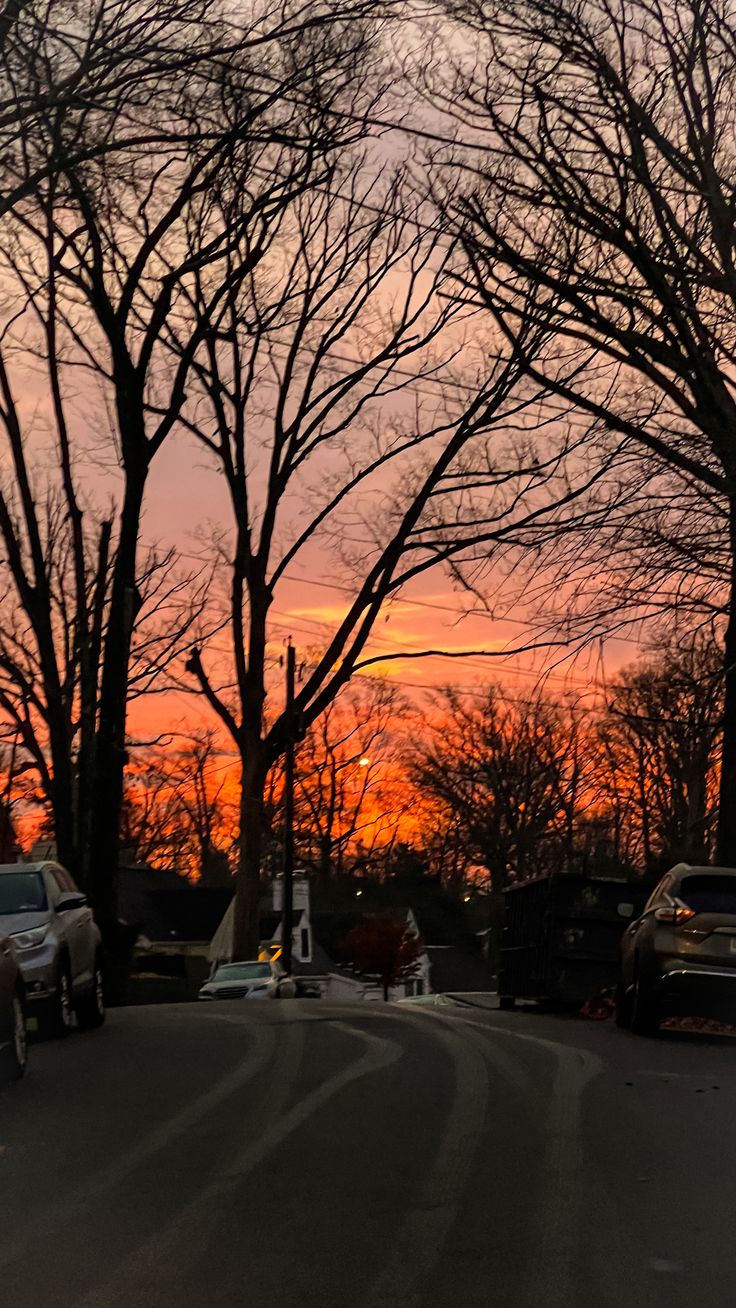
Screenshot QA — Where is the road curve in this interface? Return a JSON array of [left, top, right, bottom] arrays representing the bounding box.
[[1, 1000, 736, 1307]]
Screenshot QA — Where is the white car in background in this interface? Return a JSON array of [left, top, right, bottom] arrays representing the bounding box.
[[198, 960, 278, 1001]]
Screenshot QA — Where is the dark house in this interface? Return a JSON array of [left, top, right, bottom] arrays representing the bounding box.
[[425, 946, 497, 995], [119, 862, 232, 999]]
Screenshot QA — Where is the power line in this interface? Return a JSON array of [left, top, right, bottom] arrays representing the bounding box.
[[175, 546, 579, 650], [264, 601, 598, 691], [279, 569, 560, 633], [381, 675, 601, 711], [172, 546, 599, 690], [267, 608, 569, 683], [122, 668, 601, 794], [8, 660, 602, 816]]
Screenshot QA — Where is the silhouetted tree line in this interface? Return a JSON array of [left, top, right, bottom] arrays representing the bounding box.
[[69, 633, 720, 893]]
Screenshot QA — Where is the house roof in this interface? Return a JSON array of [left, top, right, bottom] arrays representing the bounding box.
[[118, 864, 232, 942], [293, 942, 337, 978]]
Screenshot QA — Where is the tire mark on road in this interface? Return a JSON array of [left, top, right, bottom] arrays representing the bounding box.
[[415, 1007, 545, 1116], [133, 1018, 308, 1308], [69, 1019, 403, 1308], [520, 1043, 600, 1308], [0, 1019, 277, 1271], [360, 1014, 489, 1308], [406, 1010, 602, 1308], [457, 1019, 601, 1308]]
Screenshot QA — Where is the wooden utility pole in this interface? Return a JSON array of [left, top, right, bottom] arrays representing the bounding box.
[[281, 641, 296, 977]]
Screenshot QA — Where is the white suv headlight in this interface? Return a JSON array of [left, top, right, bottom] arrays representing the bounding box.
[[10, 926, 48, 951]]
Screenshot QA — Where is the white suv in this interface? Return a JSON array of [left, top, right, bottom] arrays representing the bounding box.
[[0, 862, 105, 1036]]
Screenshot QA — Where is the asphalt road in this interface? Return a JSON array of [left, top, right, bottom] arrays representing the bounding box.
[[2, 998, 736, 1308]]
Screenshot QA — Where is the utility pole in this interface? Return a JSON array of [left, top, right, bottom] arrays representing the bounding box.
[[281, 640, 296, 978]]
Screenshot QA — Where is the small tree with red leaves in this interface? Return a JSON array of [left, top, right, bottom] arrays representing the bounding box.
[[343, 914, 425, 1002]]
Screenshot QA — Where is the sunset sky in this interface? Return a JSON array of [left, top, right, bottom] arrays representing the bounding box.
[[131, 421, 637, 748]]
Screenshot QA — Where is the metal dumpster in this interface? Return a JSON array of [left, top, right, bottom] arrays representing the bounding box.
[[498, 873, 650, 1007]]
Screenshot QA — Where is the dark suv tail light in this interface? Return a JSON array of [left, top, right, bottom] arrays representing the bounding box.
[[654, 905, 695, 924]]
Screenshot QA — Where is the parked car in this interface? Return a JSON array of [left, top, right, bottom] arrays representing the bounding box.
[[617, 864, 736, 1035], [199, 960, 278, 1000], [0, 934, 27, 1083], [0, 863, 105, 1037]]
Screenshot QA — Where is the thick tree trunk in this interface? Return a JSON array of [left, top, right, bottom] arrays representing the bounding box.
[[87, 468, 145, 930], [232, 754, 266, 960], [229, 568, 270, 959], [717, 505, 736, 866], [76, 522, 112, 896]]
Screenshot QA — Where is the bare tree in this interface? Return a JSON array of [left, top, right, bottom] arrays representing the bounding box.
[[0, 0, 390, 942], [409, 638, 722, 883], [412, 684, 579, 884], [409, 682, 591, 965], [0, 0, 217, 216], [425, 0, 736, 861], [0, 490, 211, 886], [599, 635, 723, 869], [289, 678, 408, 877], [0, 736, 34, 860], [123, 730, 237, 880], [410, 807, 477, 886], [178, 129, 576, 955]]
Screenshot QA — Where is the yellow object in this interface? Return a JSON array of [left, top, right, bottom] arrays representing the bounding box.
[[258, 943, 282, 962]]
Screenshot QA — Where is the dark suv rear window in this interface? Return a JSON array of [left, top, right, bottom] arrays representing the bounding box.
[[680, 876, 736, 915]]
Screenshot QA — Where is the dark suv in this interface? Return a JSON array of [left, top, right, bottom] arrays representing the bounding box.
[[618, 864, 736, 1035]]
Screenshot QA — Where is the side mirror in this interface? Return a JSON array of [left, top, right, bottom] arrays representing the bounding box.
[[56, 891, 88, 912]]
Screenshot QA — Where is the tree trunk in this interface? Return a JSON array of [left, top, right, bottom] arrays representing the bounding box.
[[28, 604, 76, 873], [717, 505, 736, 866], [87, 467, 145, 930], [232, 754, 266, 960], [383, 982, 389, 1002], [76, 521, 112, 897], [319, 833, 332, 879], [45, 714, 76, 873]]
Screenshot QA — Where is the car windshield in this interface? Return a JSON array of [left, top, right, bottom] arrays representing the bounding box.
[[680, 875, 736, 915], [0, 871, 48, 914], [213, 962, 271, 981]]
